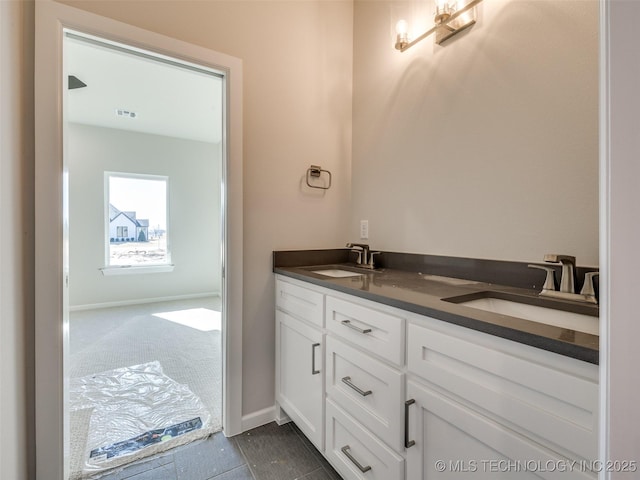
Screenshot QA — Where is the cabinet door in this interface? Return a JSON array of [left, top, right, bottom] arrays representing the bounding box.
[[405, 380, 595, 480], [276, 310, 324, 450]]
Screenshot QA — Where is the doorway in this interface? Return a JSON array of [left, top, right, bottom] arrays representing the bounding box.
[[35, 3, 243, 479], [64, 31, 225, 478]]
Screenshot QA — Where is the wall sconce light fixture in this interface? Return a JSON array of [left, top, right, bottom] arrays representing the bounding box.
[[395, 0, 483, 52]]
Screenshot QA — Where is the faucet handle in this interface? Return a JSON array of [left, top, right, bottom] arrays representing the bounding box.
[[580, 272, 599, 296], [350, 248, 363, 265], [528, 264, 556, 292], [368, 251, 381, 268]]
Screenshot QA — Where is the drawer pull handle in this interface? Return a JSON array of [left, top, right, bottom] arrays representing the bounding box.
[[311, 343, 321, 375], [405, 399, 416, 448], [341, 445, 372, 473], [341, 376, 372, 396], [341, 319, 372, 334]]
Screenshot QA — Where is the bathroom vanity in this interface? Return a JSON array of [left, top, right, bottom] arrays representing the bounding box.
[[274, 250, 599, 480]]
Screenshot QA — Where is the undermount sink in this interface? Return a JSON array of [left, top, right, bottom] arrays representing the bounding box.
[[444, 293, 599, 335], [311, 269, 364, 278]]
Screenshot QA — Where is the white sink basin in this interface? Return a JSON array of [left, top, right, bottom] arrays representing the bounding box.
[[311, 269, 364, 278], [458, 297, 599, 335]]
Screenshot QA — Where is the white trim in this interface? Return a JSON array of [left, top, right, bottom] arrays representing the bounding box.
[[100, 265, 175, 276], [35, 2, 243, 479], [598, 1, 610, 478], [69, 291, 220, 312], [274, 405, 292, 426], [240, 406, 277, 433]]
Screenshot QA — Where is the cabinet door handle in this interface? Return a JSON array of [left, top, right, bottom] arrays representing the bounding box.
[[341, 445, 372, 473], [341, 319, 372, 334], [405, 399, 416, 448], [311, 343, 320, 375], [341, 376, 372, 396]]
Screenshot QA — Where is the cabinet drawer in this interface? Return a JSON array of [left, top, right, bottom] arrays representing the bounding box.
[[276, 278, 324, 327], [326, 295, 404, 365], [325, 399, 404, 480], [326, 336, 403, 451], [407, 321, 599, 461]]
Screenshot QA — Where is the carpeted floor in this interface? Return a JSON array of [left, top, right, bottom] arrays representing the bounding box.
[[69, 296, 222, 479]]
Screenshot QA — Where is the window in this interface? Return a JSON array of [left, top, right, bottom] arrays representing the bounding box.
[[116, 226, 128, 238], [105, 173, 170, 269]]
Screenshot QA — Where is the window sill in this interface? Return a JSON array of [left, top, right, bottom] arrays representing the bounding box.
[[100, 265, 175, 276]]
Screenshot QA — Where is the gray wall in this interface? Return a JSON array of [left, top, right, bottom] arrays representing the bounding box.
[[351, 0, 599, 266], [68, 123, 221, 307]]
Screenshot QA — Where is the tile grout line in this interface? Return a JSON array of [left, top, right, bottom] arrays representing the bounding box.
[[116, 451, 176, 480], [287, 424, 341, 480], [229, 435, 258, 480], [282, 422, 329, 478], [169, 456, 179, 480], [205, 463, 252, 480], [235, 422, 322, 480], [295, 466, 327, 480]]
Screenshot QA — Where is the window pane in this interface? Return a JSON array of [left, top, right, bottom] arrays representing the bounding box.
[[108, 175, 168, 266]]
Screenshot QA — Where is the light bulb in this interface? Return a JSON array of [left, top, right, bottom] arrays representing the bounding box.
[[395, 19, 409, 35], [395, 19, 409, 50], [434, 0, 452, 23]]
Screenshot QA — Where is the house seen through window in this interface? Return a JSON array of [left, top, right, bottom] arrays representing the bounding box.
[[107, 173, 169, 266]]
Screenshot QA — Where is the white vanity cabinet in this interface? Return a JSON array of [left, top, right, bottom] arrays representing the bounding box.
[[275, 278, 325, 450], [274, 273, 599, 480]]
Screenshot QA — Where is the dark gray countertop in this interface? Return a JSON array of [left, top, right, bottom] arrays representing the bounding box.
[[274, 263, 599, 364]]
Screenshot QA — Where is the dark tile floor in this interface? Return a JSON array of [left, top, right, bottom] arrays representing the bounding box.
[[98, 422, 342, 480]]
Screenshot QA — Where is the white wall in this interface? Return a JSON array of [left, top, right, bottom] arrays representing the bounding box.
[[57, 0, 354, 416], [0, 1, 35, 478], [352, 0, 599, 266], [68, 123, 221, 307]]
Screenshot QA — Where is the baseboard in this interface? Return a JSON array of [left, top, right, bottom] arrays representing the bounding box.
[[69, 291, 221, 312], [274, 404, 291, 425], [241, 406, 276, 432]]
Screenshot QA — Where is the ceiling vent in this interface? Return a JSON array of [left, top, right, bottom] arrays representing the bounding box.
[[116, 109, 138, 119]]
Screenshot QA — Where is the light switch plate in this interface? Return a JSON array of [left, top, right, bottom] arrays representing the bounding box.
[[360, 220, 369, 239]]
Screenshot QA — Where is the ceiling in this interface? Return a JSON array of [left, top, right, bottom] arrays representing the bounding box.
[[65, 35, 223, 144]]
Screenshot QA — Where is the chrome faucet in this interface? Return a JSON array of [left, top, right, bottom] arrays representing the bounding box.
[[346, 243, 380, 269], [346, 242, 369, 265], [543, 254, 576, 293], [528, 254, 598, 304]]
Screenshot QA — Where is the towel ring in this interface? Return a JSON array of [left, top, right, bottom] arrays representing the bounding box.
[[306, 165, 332, 190]]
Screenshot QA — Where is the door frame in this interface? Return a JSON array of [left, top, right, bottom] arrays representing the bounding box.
[[34, 2, 243, 479]]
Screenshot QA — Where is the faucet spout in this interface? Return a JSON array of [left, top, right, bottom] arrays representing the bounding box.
[[346, 242, 370, 266], [533, 254, 598, 304], [543, 254, 576, 293]]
